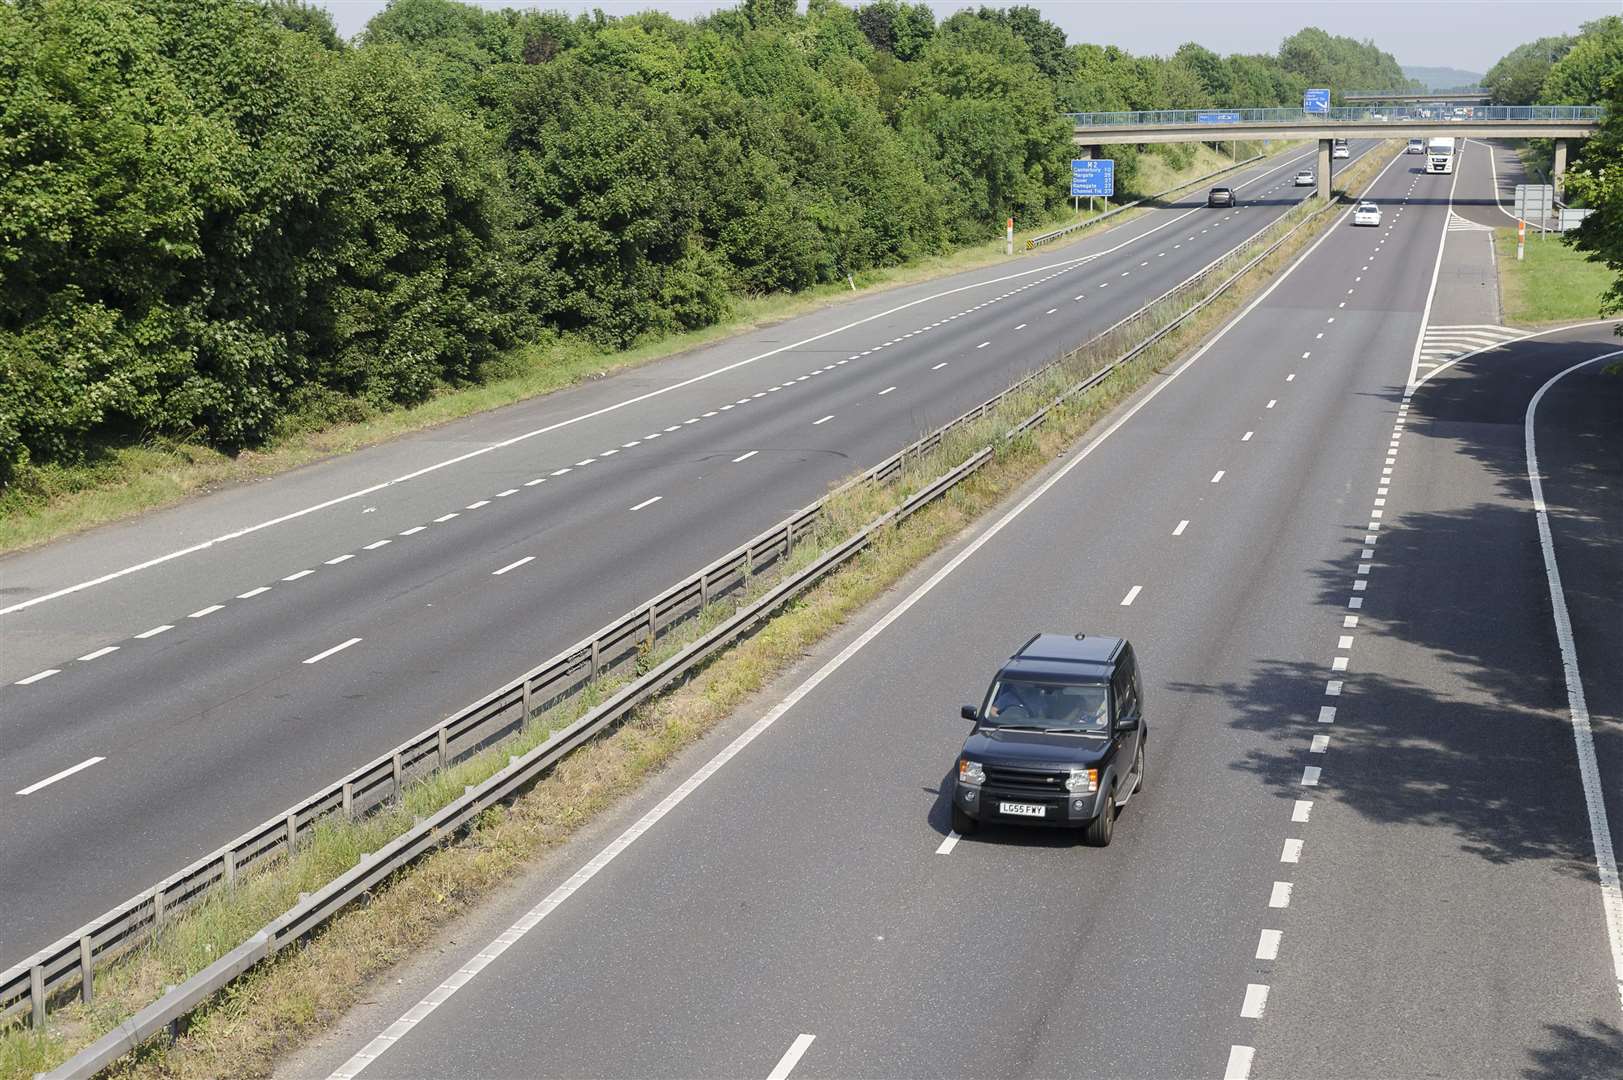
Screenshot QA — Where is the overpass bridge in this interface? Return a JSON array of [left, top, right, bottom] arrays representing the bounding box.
[[1068, 105, 1603, 199], [1344, 89, 1490, 104]]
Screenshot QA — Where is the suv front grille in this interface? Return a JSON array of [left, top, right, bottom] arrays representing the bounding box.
[[983, 763, 1069, 797]]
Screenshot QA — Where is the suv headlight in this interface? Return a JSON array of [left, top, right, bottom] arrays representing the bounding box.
[[958, 759, 985, 786], [1065, 767, 1098, 793]]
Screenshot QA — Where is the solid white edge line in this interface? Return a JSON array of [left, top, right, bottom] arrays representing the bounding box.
[[302, 637, 362, 665], [2, 150, 1331, 624], [17, 756, 106, 796], [1525, 350, 1623, 1017], [766, 1034, 816, 1080], [323, 149, 1375, 1080], [1404, 157, 1463, 393], [935, 831, 961, 855]]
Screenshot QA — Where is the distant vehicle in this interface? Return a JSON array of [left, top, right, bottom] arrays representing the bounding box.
[[1368, 112, 1386, 121], [1207, 185, 1235, 207], [951, 634, 1146, 847], [1333, 144, 1350, 159], [1407, 138, 1426, 154], [1427, 136, 1457, 174], [1294, 168, 1316, 186], [1354, 201, 1382, 226]]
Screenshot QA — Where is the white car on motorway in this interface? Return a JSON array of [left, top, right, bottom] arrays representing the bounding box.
[[1353, 201, 1382, 226], [1294, 169, 1316, 186], [1332, 144, 1350, 158]]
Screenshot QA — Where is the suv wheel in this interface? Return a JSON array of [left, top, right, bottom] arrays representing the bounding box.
[[951, 804, 978, 835], [1132, 742, 1145, 794], [1085, 788, 1115, 847]]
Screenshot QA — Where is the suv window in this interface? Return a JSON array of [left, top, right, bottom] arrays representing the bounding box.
[[983, 678, 1109, 733]]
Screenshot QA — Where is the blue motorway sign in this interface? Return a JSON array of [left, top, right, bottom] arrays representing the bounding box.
[[1198, 111, 1240, 124], [1303, 88, 1330, 114], [1070, 158, 1115, 197]]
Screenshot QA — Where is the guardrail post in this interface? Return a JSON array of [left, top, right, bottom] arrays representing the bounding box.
[[392, 752, 403, 800], [646, 605, 657, 647], [521, 678, 532, 724], [700, 572, 709, 609], [784, 521, 794, 558], [29, 964, 44, 1029], [152, 884, 166, 927], [79, 935, 94, 1005], [286, 812, 298, 855], [223, 847, 237, 888], [342, 780, 354, 820], [590, 639, 600, 681], [438, 726, 450, 768]]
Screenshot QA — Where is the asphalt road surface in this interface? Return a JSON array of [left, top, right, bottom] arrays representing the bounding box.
[[0, 143, 1379, 962], [295, 143, 1622, 1080]]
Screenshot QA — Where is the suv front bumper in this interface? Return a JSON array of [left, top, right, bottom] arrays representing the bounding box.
[[954, 781, 1104, 827]]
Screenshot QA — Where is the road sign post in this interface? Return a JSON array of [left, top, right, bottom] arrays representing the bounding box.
[[1517, 218, 1525, 261], [1006, 217, 1013, 255], [1514, 183, 1554, 236]]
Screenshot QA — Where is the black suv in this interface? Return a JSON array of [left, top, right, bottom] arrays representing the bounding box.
[[951, 634, 1145, 846], [1207, 186, 1235, 207]]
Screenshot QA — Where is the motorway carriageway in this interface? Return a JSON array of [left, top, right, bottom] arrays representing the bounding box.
[[295, 141, 1621, 1079], [0, 141, 1374, 962]]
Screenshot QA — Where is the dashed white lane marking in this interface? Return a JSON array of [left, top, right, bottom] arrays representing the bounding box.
[[326, 553, 356, 564], [78, 646, 120, 662], [1301, 766, 1321, 786], [134, 624, 173, 639], [1173, 520, 1189, 536], [237, 586, 271, 599], [283, 569, 316, 581], [1310, 734, 1329, 753], [492, 556, 535, 576], [1256, 929, 1283, 960], [1211, 470, 1225, 483], [879, 386, 897, 396], [465, 500, 490, 509], [189, 605, 224, 618], [1014, 323, 1027, 330], [976, 341, 990, 349], [767, 1034, 816, 1080], [302, 637, 362, 665], [813, 415, 834, 426], [16, 669, 61, 686], [1319, 706, 1337, 723], [1269, 881, 1293, 908], [1286, 373, 1296, 382], [1331, 656, 1349, 672], [433, 513, 458, 523], [732, 451, 759, 463], [1120, 585, 1143, 606], [550, 467, 572, 475], [622, 440, 641, 448], [932, 362, 948, 370], [936, 832, 961, 855], [628, 496, 664, 512], [1240, 984, 1270, 1018], [1292, 799, 1313, 822], [496, 487, 519, 496], [1265, 399, 1277, 409], [16, 756, 106, 795], [362, 540, 391, 550], [1242, 431, 1254, 442], [1046, 308, 1058, 314], [399, 525, 428, 535], [1281, 838, 1303, 863], [1224, 1045, 1256, 1080]]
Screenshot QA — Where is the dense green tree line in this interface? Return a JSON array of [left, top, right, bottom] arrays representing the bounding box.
[[0, 0, 1419, 484], [1483, 16, 1622, 107]]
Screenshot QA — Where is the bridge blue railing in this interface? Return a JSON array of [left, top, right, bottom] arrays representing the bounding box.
[[1066, 105, 1603, 127]]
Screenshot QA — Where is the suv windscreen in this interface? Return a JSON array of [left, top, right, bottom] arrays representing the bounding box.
[[982, 678, 1110, 734]]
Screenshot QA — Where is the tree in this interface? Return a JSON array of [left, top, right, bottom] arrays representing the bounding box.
[[1540, 16, 1623, 105], [1482, 35, 1573, 105], [1562, 68, 1623, 327], [1175, 42, 1231, 101]]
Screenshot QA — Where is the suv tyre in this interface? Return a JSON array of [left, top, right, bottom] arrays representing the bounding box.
[[1132, 742, 1145, 794], [1085, 788, 1115, 847]]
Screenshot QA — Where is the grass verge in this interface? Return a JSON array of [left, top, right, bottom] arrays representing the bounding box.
[[0, 145, 1390, 1080], [0, 142, 1304, 557], [1493, 227, 1613, 324]]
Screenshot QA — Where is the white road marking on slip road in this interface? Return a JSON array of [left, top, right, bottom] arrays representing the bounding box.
[[135, 624, 172, 639], [1269, 881, 1293, 908], [1225, 1045, 1256, 1080], [1120, 585, 1142, 606], [189, 605, 224, 618], [629, 496, 663, 512], [1211, 470, 1225, 483], [1173, 520, 1189, 536], [283, 569, 316, 580], [17, 756, 105, 796], [932, 362, 948, 370], [303, 637, 361, 665], [1256, 929, 1282, 960], [813, 415, 834, 426], [936, 832, 961, 855], [879, 386, 897, 395], [1240, 984, 1269, 1018], [1524, 351, 1623, 1016], [768, 1035, 816, 1080], [16, 669, 60, 685], [78, 646, 120, 662], [492, 557, 535, 576], [237, 586, 272, 598], [1281, 838, 1303, 863], [977, 341, 990, 349], [733, 451, 758, 463], [1293, 799, 1313, 822]]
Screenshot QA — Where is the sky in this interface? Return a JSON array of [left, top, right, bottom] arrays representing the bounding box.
[[317, 0, 1622, 72]]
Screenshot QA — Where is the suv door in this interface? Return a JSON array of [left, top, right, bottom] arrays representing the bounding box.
[[1115, 647, 1144, 790]]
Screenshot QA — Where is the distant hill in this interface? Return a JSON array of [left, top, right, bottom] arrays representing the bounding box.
[[1402, 65, 1484, 90]]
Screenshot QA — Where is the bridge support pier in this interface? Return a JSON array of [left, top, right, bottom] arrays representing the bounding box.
[[1553, 139, 1568, 198], [1318, 139, 1332, 201]]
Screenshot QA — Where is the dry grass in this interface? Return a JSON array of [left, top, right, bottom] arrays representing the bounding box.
[[0, 143, 1302, 556], [0, 145, 1396, 1080]]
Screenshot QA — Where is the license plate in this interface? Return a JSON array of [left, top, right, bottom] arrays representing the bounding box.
[[999, 802, 1047, 818]]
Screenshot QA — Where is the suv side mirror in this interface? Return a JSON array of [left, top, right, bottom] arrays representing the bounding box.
[[1114, 714, 1140, 733], [961, 705, 979, 722]]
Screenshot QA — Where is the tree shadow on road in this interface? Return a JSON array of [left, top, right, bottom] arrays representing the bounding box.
[[1521, 1019, 1623, 1079]]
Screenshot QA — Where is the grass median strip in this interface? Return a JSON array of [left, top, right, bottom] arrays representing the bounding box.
[[1492, 227, 1614, 325], [0, 146, 1392, 1080], [0, 143, 1303, 558]]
